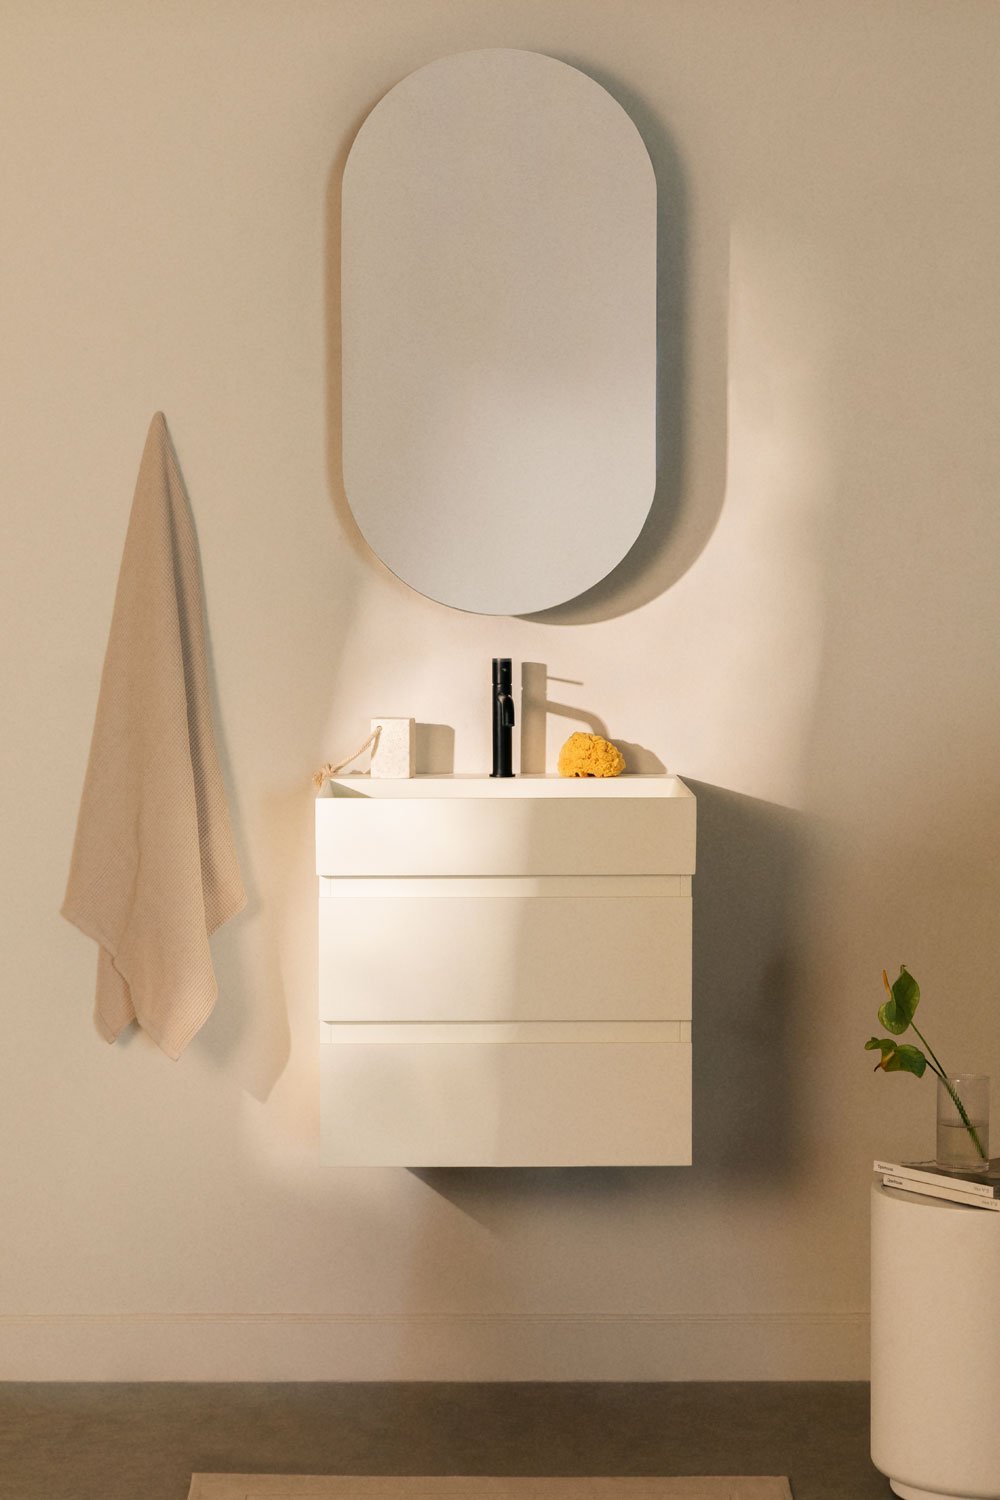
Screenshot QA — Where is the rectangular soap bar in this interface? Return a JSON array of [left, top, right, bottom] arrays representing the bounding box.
[[370, 717, 415, 779]]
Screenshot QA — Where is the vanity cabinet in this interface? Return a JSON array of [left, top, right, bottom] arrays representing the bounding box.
[[316, 775, 695, 1167]]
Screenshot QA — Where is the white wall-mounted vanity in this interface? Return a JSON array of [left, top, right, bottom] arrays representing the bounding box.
[[316, 776, 695, 1166]]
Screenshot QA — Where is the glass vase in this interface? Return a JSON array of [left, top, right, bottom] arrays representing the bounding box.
[[936, 1074, 990, 1172]]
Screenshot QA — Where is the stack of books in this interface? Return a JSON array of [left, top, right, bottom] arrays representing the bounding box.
[[875, 1158, 1000, 1211]]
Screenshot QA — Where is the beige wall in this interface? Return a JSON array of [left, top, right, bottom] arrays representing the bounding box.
[[2, 0, 999, 1379]]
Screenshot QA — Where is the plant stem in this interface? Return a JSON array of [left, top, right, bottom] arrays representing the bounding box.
[[909, 1022, 950, 1084]]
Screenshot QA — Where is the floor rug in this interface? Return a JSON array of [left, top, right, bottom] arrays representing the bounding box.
[[188, 1479, 793, 1500]]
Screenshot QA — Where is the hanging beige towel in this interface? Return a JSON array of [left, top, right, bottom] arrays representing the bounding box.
[[62, 413, 246, 1059]]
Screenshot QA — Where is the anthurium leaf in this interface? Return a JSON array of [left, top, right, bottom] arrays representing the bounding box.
[[866, 1036, 927, 1076], [878, 965, 920, 1036], [883, 1044, 927, 1076]]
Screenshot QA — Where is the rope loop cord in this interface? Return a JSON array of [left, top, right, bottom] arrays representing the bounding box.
[[313, 725, 382, 788]]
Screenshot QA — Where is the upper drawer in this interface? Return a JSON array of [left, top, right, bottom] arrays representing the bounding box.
[[319, 884, 692, 1022], [315, 775, 696, 877]]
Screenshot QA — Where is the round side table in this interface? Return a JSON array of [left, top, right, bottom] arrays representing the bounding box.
[[871, 1181, 1000, 1499]]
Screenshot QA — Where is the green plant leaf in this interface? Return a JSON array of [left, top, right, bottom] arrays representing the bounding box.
[[878, 965, 920, 1036], [865, 1036, 927, 1076], [883, 1045, 927, 1076]]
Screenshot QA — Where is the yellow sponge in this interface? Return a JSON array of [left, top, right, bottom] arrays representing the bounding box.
[[557, 732, 626, 778]]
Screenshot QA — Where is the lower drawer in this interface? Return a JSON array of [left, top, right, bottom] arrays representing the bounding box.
[[320, 1029, 691, 1167]]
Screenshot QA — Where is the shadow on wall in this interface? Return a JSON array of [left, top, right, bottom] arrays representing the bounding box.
[[520, 662, 665, 773], [683, 779, 804, 1181], [199, 778, 299, 1105], [325, 107, 381, 570], [523, 57, 729, 626], [520, 661, 608, 773], [415, 723, 455, 775]]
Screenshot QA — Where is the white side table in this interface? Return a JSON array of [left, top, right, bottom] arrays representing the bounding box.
[[871, 1182, 1000, 1499]]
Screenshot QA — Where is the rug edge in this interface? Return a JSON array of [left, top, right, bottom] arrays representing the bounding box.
[[187, 1478, 793, 1500]]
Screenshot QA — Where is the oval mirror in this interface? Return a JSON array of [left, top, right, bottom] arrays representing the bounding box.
[[341, 49, 656, 616]]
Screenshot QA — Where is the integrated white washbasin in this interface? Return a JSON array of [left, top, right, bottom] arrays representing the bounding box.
[[318, 772, 692, 798], [316, 773, 695, 879]]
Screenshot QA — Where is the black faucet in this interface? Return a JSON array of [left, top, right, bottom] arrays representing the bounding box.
[[491, 658, 516, 778]]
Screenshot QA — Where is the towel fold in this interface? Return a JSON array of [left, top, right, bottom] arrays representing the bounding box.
[[62, 413, 245, 1059]]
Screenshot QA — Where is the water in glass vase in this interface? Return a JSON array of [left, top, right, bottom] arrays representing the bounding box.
[[936, 1119, 989, 1172], [936, 1074, 990, 1171]]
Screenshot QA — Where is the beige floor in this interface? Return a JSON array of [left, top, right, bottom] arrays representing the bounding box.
[[0, 1383, 888, 1500]]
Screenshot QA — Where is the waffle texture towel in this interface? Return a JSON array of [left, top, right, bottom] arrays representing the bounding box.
[[62, 413, 245, 1059]]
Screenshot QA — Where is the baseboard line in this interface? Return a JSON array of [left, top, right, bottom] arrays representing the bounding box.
[[0, 1309, 869, 1381], [0, 1309, 867, 1326]]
